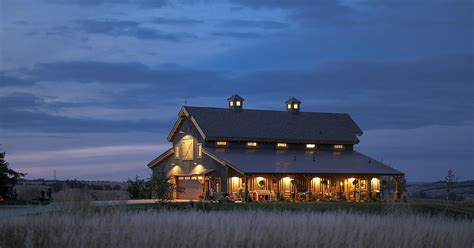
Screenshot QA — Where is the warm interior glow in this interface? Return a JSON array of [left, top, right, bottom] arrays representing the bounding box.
[[277, 143, 287, 149], [181, 138, 194, 161], [174, 146, 179, 159], [197, 143, 202, 158], [287, 103, 291, 109], [311, 177, 321, 193], [236, 100, 241, 106], [371, 178, 381, 192], [334, 145, 344, 149], [230, 176, 242, 193], [306, 144, 316, 149], [216, 141, 227, 147], [229, 101, 234, 106], [247, 142, 257, 147], [293, 103, 299, 109]]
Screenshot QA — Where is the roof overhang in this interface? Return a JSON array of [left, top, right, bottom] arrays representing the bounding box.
[[202, 148, 244, 175], [205, 136, 359, 145], [147, 148, 174, 168]]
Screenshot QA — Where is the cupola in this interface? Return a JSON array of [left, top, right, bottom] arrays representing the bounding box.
[[228, 94, 244, 112], [285, 97, 301, 114]]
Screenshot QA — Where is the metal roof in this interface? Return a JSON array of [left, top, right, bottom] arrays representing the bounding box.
[[184, 106, 362, 143], [205, 148, 403, 175]]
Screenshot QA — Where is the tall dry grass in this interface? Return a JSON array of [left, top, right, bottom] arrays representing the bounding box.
[[0, 208, 472, 248]]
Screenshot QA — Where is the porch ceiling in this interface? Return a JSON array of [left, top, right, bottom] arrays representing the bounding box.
[[205, 148, 404, 175]]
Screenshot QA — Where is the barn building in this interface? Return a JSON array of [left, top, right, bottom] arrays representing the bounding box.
[[148, 95, 405, 202]]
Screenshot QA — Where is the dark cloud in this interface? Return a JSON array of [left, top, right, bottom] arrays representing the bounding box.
[[152, 17, 203, 25], [216, 19, 288, 29], [44, 0, 170, 8], [235, 54, 474, 129], [2, 54, 472, 133], [0, 73, 35, 87], [0, 93, 169, 133], [229, 0, 354, 27], [211, 31, 262, 39], [73, 19, 197, 41]]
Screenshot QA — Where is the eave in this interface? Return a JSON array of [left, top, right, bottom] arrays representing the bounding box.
[[147, 148, 174, 168]]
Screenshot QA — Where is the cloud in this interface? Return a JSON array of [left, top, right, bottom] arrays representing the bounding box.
[[211, 31, 262, 39], [8, 144, 166, 162], [229, 0, 354, 27], [152, 17, 203, 25], [216, 19, 288, 29], [44, 0, 170, 8], [1, 54, 472, 134], [0, 73, 35, 87], [0, 93, 170, 133], [73, 19, 197, 41]]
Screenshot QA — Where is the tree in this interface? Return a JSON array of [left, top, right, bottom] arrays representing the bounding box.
[[127, 176, 149, 199], [0, 152, 25, 199], [149, 167, 178, 201], [445, 169, 457, 204]]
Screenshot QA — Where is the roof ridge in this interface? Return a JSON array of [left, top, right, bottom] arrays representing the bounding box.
[[183, 105, 350, 115]]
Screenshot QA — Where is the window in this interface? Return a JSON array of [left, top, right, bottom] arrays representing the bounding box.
[[306, 144, 316, 149], [293, 103, 299, 109], [197, 143, 202, 158], [236, 100, 241, 106], [277, 143, 288, 149], [334, 145, 344, 150], [216, 141, 228, 147], [182, 138, 194, 160], [174, 146, 179, 159], [229, 101, 234, 106], [287, 104, 291, 110], [246, 142, 257, 148]]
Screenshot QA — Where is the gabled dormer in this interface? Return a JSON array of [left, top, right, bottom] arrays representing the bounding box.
[[228, 94, 244, 112], [285, 97, 301, 114]]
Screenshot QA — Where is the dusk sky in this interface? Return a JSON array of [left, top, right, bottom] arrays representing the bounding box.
[[1, 0, 473, 182]]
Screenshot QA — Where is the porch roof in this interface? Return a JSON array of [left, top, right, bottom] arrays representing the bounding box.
[[205, 148, 403, 175]]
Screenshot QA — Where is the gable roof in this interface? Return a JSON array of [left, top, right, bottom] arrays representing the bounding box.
[[205, 148, 403, 175], [181, 106, 362, 144]]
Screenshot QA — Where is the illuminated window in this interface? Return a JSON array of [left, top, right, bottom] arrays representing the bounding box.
[[293, 103, 299, 109], [216, 141, 228, 147], [229, 101, 234, 106], [182, 138, 194, 161], [287, 104, 291, 110], [197, 143, 202, 158], [236, 100, 241, 106], [174, 146, 179, 159], [306, 144, 316, 149], [334, 145, 344, 150], [246, 142, 257, 148], [277, 143, 287, 149]]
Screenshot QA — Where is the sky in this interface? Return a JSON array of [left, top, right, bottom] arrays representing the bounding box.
[[1, 0, 473, 182]]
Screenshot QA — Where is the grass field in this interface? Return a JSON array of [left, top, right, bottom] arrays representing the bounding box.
[[1, 199, 473, 248]]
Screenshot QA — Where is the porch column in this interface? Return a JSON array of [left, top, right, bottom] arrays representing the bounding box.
[[367, 176, 372, 201], [244, 174, 249, 202]]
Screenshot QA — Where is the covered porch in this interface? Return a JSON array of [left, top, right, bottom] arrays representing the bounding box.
[[227, 174, 406, 202]]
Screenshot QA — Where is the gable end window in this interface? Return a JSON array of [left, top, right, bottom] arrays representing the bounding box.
[[277, 143, 288, 149], [197, 143, 202, 158], [334, 145, 344, 150], [306, 144, 316, 149], [174, 146, 179, 159], [216, 141, 228, 147], [246, 142, 257, 148]]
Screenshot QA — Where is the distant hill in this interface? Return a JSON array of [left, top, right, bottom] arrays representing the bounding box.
[[407, 180, 474, 201]]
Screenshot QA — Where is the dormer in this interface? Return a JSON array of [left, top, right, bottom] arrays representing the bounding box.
[[285, 97, 301, 114], [228, 94, 244, 112]]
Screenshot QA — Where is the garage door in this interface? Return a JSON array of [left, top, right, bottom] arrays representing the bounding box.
[[177, 179, 202, 200]]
